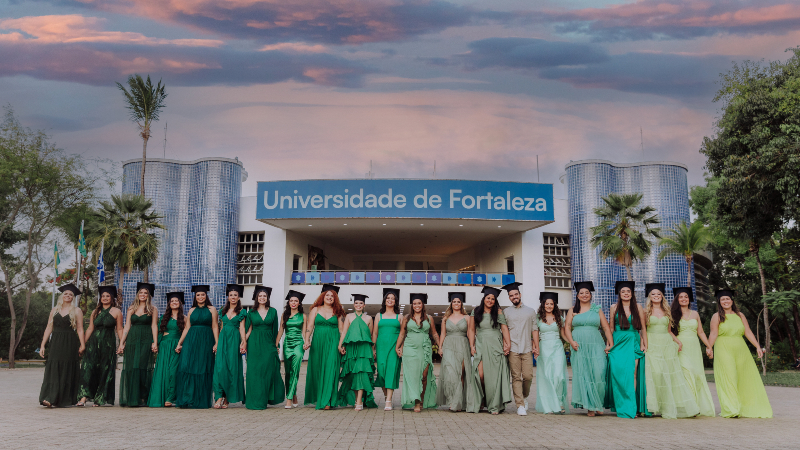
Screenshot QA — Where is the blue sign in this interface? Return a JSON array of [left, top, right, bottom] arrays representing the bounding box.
[[256, 179, 553, 221]]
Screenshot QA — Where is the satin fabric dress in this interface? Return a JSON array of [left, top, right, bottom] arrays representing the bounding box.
[[467, 311, 512, 413], [569, 304, 607, 412], [535, 320, 569, 414], [282, 313, 305, 400], [436, 317, 475, 411], [246, 308, 285, 409], [401, 318, 438, 409], [175, 306, 215, 409], [78, 308, 118, 406], [304, 314, 342, 409], [148, 318, 181, 407], [604, 313, 648, 418], [676, 318, 715, 416], [644, 315, 700, 418], [39, 313, 80, 407], [119, 313, 155, 407], [375, 313, 402, 390]]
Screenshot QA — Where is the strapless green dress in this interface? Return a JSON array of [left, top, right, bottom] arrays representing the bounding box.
[[119, 313, 155, 407]]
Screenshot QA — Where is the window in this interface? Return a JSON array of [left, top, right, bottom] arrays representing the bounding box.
[[544, 234, 571, 288], [237, 232, 264, 285]]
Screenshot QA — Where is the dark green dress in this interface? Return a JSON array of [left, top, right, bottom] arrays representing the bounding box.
[[78, 307, 118, 405], [375, 313, 401, 390], [246, 308, 285, 409], [304, 314, 341, 409], [283, 313, 305, 400], [213, 309, 246, 404], [119, 313, 155, 407], [337, 314, 377, 408], [176, 305, 215, 409], [39, 313, 80, 407], [148, 317, 182, 407]]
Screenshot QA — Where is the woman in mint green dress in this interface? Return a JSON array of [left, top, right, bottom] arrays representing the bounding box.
[[277, 290, 306, 408], [304, 284, 345, 410], [212, 284, 247, 408], [535, 292, 569, 414], [118, 282, 159, 407], [564, 281, 613, 416], [175, 285, 219, 409], [338, 294, 377, 410], [397, 293, 439, 412], [372, 288, 402, 410], [79, 286, 123, 406], [148, 292, 185, 407], [245, 286, 285, 410], [436, 292, 474, 412], [670, 286, 715, 417], [467, 286, 512, 414]]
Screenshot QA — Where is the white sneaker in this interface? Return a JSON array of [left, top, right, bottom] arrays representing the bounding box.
[[517, 405, 528, 416], [524, 400, 529, 411]]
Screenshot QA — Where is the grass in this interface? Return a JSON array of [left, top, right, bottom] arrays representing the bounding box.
[[706, 371, 800, 387]]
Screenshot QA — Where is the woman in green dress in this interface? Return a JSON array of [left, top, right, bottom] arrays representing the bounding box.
[[643, 283, 699, 418], [564, 281, 613, 416], [79, 286, 123, 406], [397, 293, 439, 412], [708, 289, 772, 418], [372, 287, 402, 411], [118, 282, 159, 407], [604, 281, 648, 419], [277, 290, 306, 409], [467, 286, 511, 414], [337, 294, 377, 410], [245, 285, 285, 410], [536, 292, 569, 414], [436, 292, 474, 412], [39, 284, 85, 407], [670, 286, 715, 417], [212, 283, 247, 408], [304, 284, 345, 410], [175, 285, 219, 409], [148, 291, 185, 407]]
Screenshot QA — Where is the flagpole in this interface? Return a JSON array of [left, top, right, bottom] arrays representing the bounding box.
[[52, 241, 59, 309], [51, 278, 56, 309]]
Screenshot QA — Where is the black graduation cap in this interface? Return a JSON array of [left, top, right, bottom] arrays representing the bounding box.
[[166, 291, 185, 304], [448, 292, 465, 303], [226, 284, 244, 297], [481, 285, 501, 298], [573, 281, 595, 292], [382, 287, 400, 300], [614, 280, 636, 294], [352, 294, 369, 303], [409, 293, 428, 304], [321, 284, 340, 294], [715, 289, 735, 299], [58, 283, 82, 296], [539, 291, 558, 304], [285, 290, 306, 302], [252, 285, 272, 300], [502, 282, 523, 293], [97, 286, 117, 298], [645, 283, 666, 297], [136, 282, 155, 296], [672, 287, 694, 303], [191, 285, 210, 293]]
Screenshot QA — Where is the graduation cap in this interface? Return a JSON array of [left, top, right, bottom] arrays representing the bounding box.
[[481, 285, 502, 298], [226, 284, 244, 298], [382, 288, 400, 300], [715, 289, 736, 300], [136, 282, 155, 297], [672, 287, 694, 303], [614, 280, 636, 294], [252, 285, 272, 300], [58, 283, 82, 296], [352, 294, 368, 303], [191, 285, 210, 293], [645, 283, 666, 297], [502, 282, 523, 293], [539, 291, 558, 304], [285, 290, 306, 302], [97, 286, 117, 298], [321, 284, 340, 294], [448, 292, 466, 303], [166, 291, 185, 304], [409, 293, 428, 304], [573, 281, 595, 292]]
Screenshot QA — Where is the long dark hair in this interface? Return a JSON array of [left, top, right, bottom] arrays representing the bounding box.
[[474, 294, 500, 329], [615, 293, 642, 331], [716, 295, 740, 323], [405, 299, 428, 327], [93, 291, 116, 319], [572, 289, 592, 315], [220, 297, 243, 316], [192, 292, 212, 308], [161, 302, 186, 333], [538, 299, 563, 329], [380, 292, 400, 315], [282, 296, 305, 328], [670, 294, 684, 336], [253, 290, 271, 311]]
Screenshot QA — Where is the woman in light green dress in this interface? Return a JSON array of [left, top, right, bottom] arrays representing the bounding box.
[[245, 285, 285, 410], [372, 288, 402, 410], [670, 286, 715, 417], [467, 286, 512, 414], [436, 292, 474, 411], [118, 282, 159, 407], [535, 292, 569, 414], [148, 292, 185, 407], [397, 293, 439, 412], [212, 284, 247, 408], [304, 284, 345, 410], [277, 290, 306, 409], [337, 294, 377, 409], [643, 283, 699, 418]]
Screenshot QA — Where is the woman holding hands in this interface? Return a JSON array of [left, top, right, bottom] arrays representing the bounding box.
[[245, 285, 285, 410], [373, 288, 402, 410], [78, 285, 123, 407], [117, 282, 159, 407], [304, 284, 345, 410], [535, 292, 569, 414], [337, 294, 377, 410], [436, 292, 474, 412], [277, 290, 306, 409], [39, 284, 85, 407], [467, 286, 512, 414], [397, 293, 439, 412], [670, 286, 715, 417], [175, 285, 219, 409], [212, 284, 247, 409]]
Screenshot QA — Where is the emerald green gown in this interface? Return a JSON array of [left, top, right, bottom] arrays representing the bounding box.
[[282, 313, 305, 400], [304, 314, 341, 409], [401, 318, 438, 410], [78, 307, 118, 406], [119, 313, 155, 407], [246, 308, 285, 409], [467, 311, 511, 413], [375, 313, 401, 390], [213, 309, 247, 404], [569, 304, 607, 412], [337, 314, 377, 408], [604, 313, 648, 418], [39, 313, 80, 407], [176, 305, 215, 409], [148, 317, 181, 407]]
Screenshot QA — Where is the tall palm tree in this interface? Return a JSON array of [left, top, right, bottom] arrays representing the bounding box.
[[590, 193, 660, 281], [86, 194, 165, 306], [658, 220, 711, 285], [116, 74, 167, 196]]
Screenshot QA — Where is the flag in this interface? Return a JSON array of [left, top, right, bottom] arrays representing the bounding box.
[[78, 220, 87, 258], [54, 242, 60, 278], [97, 239, 105, 283]]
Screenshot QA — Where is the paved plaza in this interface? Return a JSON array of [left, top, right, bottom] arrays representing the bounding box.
[[2, 364, 798, 450]]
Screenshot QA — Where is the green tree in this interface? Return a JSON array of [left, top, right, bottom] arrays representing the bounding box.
[[116, 74, 167, 197], [658, 220, 712, 286], [589, 193, 660, 281], [53, 203, 97, 311]]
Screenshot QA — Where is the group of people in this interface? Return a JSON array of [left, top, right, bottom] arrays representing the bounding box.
[[37, 278, 773, 419]]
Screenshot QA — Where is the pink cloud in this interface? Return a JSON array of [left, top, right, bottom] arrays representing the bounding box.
[[258, 42, 328, 53]]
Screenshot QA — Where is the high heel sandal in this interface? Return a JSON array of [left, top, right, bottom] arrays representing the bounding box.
[[355, 403, 363, 411], [384, 401, 393, 411]]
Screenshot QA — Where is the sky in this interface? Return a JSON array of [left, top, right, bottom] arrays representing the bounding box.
[[2, 0, 799, 198]]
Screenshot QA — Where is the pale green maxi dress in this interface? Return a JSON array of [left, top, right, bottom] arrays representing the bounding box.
[[467, 311, 512, 413]]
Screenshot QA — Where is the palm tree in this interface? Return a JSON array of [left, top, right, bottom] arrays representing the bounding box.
[[590, 193, 660, 281], [658, 220, 711, 285], [86, 194, 165, 306], [116, 74, 167, 196]]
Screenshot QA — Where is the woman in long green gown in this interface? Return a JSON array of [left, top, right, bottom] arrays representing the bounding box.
[[277, 290, 306, 408], [372, 288, 402, 411], [118, 282, 159, 407], [212, 284, 247, 408], [536, 292, 569, 414], [39, 284, 85, 407], [148, 292, 185, 407], [604, 281, 649, 419], [79, 286, 123, 406], [397, 293, 439, 412], [304, 284, 345, 410], [436, 292, 474, 412], [708, 289, 772, 418], [245, 285, 285, 410], [643, 283, 699, 418], [175, 285, 219, 409], [670, 287, 715, 417], [564, 281, 613, 416], [467, 286, 512, 414], [337, 294, 377, 410]]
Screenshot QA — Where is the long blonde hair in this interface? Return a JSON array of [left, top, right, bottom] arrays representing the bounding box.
[[51, 292, 80, 329], [130, 288, 155, 316], [646, 290, 673, 331]]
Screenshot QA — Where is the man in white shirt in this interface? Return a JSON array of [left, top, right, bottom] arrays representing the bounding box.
[[502, 282, 539, 416]]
